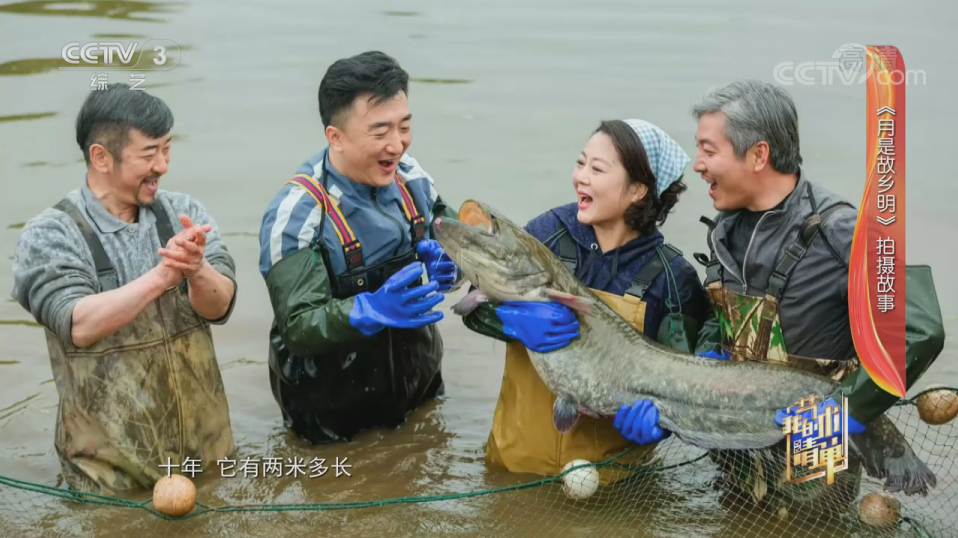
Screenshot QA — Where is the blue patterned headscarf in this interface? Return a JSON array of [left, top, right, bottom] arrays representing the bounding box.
[[623, 119, 691, 197]]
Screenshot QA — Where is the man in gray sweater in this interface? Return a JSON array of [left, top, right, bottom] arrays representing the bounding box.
[[11, 83, 237, 495]]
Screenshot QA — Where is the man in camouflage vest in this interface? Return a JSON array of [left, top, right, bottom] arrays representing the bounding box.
[[676, 79, 944, 510], [687, 79, 867, 508]]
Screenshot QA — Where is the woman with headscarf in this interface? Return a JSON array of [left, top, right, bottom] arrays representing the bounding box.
[[462, 118, 719, 480]]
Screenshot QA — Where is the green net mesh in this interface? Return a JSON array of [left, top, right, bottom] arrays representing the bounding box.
[[2, 386, 956, 538]]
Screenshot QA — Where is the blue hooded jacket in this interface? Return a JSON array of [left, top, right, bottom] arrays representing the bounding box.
[[524, 203, 711, 337]]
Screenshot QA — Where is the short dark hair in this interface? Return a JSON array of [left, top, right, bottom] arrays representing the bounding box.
[[318, 51, 409, 128], [75, 83, 174, 164], [594, 120, 687, 235]]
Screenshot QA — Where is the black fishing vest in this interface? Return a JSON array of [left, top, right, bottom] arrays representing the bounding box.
[[693, 182, 853, 301]]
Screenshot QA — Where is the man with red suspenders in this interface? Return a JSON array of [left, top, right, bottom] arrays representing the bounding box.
[[258, 51, 461, 444]]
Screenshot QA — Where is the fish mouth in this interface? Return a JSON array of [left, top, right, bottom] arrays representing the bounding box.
[[457, 200, 498, 236], [433, 200, 500, 251], [434, 200, 546, 301]]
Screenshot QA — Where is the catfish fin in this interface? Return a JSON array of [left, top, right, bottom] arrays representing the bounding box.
[[545, 289, 595, 315], [452, 289, 489, 316], [553, 395, 580, 433], [577, 406, 602, 419]]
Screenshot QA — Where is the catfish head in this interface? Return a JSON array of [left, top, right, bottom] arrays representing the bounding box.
[[432, 200, 593, 316]]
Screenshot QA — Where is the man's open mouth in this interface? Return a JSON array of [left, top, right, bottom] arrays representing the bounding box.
[[379, 159, 397, 171], [142, 176, 159, 193]]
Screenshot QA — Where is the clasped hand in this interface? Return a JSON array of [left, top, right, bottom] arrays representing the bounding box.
[[157, 215, 212, 284]]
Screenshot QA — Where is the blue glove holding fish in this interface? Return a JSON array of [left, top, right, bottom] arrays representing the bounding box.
[[614, 400, 671, 445], [495, 302, 580, 352], [416, 239, 459, 292], [349, 262, 445, 336], [613, 352, 724, 443], [774, 396, 866, 434]]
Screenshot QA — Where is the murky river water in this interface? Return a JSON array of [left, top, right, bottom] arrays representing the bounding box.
[[1, 0, 956, 536]]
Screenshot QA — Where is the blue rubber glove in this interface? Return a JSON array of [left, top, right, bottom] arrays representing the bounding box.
[[698, 349, 731, 360], [614, 400, 672, 445], [349, 262, 445, 336], [494, 302, 579, 352], [774, 396, 866, 434], [416, 239, 458, 292]]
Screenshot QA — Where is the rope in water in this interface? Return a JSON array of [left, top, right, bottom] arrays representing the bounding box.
[[895, 386, 958, 406], [0, 449, 709, 521], [0, 386, 953, 524]]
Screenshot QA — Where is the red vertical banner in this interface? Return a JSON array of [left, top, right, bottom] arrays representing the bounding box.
[[848, 46, 907, 397]]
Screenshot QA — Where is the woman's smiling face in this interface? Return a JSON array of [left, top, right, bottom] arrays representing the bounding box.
[[573, 131, 644, 228]]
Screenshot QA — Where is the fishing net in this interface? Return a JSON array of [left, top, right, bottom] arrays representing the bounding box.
[[1, 386, 956, 538]]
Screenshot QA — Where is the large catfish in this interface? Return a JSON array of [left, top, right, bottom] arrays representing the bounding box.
[[433, 200, 936, 495]]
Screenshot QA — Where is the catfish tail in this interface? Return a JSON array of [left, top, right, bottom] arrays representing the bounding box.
[[851, 414, 937, 496]]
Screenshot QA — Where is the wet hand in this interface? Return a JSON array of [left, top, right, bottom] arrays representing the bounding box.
[[774, 396, 866, 434], [495, 302, 579, 352], [157, 215, 212, 278], [614, 400, 671, 445], [156, 256, 185, 287], [349, 262, 445, 336], [416, 240, 458, 292]]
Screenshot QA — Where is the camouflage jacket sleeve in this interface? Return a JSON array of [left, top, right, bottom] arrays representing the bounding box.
[[264, 247, 366, 358], [461, 294, 513, 343], [658, 256, 714, 353], [693, 309, 723, 355], [260, 183, 367, 358], [804, 208, 948, 425], [833, 265, 946, 425]]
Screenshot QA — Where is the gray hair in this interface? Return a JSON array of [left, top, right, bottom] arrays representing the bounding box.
[[691, 79, 802, 175]]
